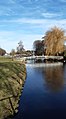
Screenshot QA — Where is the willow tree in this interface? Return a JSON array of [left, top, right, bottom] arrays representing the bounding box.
[[43, 27, 65, 56]]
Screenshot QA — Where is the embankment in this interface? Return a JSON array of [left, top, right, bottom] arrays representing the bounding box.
[[0, 62, 26, 119]]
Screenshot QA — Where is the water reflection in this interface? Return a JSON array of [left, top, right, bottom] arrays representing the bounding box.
[[14, 63, 66, 119], [42, 65, 64, 92]]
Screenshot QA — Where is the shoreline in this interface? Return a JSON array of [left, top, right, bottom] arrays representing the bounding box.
[[26, 62, 63, 67], [0, 61, 26, 119]]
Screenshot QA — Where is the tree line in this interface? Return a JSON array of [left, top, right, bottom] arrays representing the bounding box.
[[33, 26, 66, 56], [1, 26, 66, 57]]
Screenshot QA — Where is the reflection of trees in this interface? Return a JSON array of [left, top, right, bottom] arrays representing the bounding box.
[[42, 65, 64, 92]]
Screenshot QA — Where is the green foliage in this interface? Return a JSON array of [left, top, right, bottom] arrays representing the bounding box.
[[33, 27, 66, 56], [10, 49, 15, 56], [33, 40, 44, 55], [0, 48, 6, 56], [10, 49, 15, 61]]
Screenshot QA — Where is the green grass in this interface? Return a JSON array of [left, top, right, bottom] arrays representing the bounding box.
[[0, 60, 26, 119], [0, 56, 12, 62]]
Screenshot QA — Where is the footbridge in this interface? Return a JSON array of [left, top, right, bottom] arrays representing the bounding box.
[[17, 55, 64, 63], [21, 55, 63, 62]]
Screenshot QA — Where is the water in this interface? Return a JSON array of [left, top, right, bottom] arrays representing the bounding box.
[[14, 63, 66, 119]]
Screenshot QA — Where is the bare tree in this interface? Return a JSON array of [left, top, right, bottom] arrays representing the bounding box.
[[43, 27, 65, 56], [17, 41, 24, 54]]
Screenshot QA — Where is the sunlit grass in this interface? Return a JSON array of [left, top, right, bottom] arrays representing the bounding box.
[[0, 59, 26, 118], [0, 56, 12, 62]]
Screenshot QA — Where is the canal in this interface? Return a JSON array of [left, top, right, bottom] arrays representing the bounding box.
[[14, 62, 66, 119]]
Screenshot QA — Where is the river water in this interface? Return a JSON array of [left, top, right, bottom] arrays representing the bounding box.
[[14, 62, 66, 119]]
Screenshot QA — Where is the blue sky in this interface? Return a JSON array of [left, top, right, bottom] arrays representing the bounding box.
[[0, 0, 66, 52]]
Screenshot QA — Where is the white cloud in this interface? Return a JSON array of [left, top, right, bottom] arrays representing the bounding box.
[[0, 18, 66, 35], [1, 18, 66, 32], [0, 18, 46, 24], [1, 18, 66, 26], [0, 18, 66, 52], [1, 18, 66, 34], [42, 12, 61, 18]]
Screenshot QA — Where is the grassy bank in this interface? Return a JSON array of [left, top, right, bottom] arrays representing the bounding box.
[[0, 60, 26, 119]]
